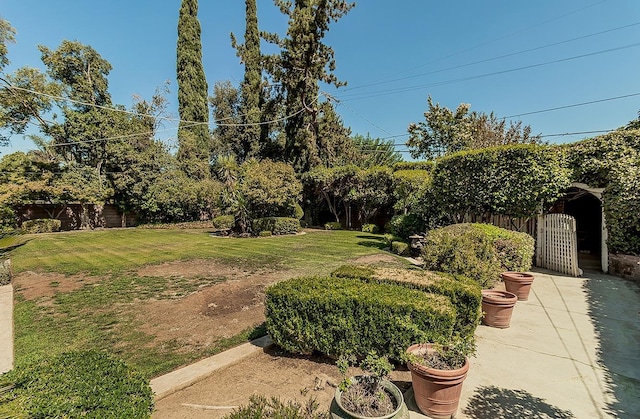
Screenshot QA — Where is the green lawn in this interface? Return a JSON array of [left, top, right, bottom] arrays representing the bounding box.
[[7, 228, 402, 378]]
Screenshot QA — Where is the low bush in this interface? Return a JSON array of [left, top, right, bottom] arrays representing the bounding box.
[[391, 241, 410, 256], [0, 259, 11, 286], [332, 265, 481, 338], [0, 350, 153, 418], [386, 213, 425, 240], [421, 223, 534, 288], [252, 217, 300, 235], [259, 230, 273, 237], [224, 395, 328, 419], [212, 215, 235, 230], [265, 276, 456, 361], [21, 219, 61, 234], [324, 221, 342, 230], [361, 223, 379, 234]]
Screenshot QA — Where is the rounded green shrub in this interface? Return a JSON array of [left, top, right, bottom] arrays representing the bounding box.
[[421, 223, 534, 288], [361, 223, 379, 234], [224, 395, 328, 419], [324, 221, 342, 230], [252, 217, 300, 235], [0, 350, 153, 418], [259, 230, 273, 237], [265, 276, 456, 361], [386, 213, 425, 240], [212, 214, 235, 230], [21, 219, 61, 234], [391, 241, 410, 256]]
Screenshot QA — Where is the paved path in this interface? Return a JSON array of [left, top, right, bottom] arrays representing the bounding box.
[[152, 269, 640, 418], [0, 284, 13, 374]]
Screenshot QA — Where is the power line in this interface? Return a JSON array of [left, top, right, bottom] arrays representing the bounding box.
[[335, 42, 640, 102], [341, 21, 640, 93], [501, 92, 640, 119], [345, 0, 610, 88]]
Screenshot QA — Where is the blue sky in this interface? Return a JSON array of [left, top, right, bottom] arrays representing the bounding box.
[[1, 0, 639, 159]]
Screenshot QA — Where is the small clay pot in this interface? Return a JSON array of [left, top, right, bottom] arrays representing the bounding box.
[[481, 290, 517, 328], [501, 272, 535, 301]]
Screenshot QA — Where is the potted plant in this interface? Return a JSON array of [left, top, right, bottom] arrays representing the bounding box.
[[405, 338, 475, 419], [331, 353, 408, 419], [501, 271, 535, 301], [481, 289, 518, 328]]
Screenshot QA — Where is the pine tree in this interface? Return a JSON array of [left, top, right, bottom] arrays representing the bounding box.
[[176, 0, 210, 179], [267, 0, 354, 172]]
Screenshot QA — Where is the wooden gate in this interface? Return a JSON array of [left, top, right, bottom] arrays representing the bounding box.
[[536, 214, 581, 276]]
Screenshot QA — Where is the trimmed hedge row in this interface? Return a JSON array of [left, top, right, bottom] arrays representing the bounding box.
[[0, 350, 153, 418], [332, 265, 481, 338], [212, 214, 235, 229], [265, 276, 456, 361], [422, 223, 535, 288], [21, 219, 61, 234], [252, 217, 300, 235]]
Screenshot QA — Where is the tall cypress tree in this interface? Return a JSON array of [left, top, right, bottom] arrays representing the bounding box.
[[177, 0, 210, 179], [231, 0, 263, 161]]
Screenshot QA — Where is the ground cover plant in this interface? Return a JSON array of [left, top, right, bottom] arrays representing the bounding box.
[[6, 228, 399, 379]]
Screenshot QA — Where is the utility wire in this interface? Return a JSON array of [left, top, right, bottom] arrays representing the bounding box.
[[336, 42, 640, 101], [342, 21, 640, 92], [347, 0, 610, 88]]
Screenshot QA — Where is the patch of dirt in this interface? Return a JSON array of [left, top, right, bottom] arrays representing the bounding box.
[[12, 271, 103, 301], [351, 253, 403, 265], [152, 346, 412, 419]]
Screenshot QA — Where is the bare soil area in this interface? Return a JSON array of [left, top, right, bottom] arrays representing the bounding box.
[[152, 346, 413, 419]]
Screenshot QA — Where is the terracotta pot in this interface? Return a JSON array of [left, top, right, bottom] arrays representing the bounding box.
[[501, 272, 534, 301], [481, 290, 517, 328], [406, 343, 469, 419], [331, 376, 409, 419]]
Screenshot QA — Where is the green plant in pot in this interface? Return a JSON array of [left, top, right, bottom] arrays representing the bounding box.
[[406, 337, 476, 419], [331, 353, 408, 419]]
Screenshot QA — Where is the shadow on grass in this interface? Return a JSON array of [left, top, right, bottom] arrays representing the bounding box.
[[356, 234, 387, 250], [462, 386, 574, 418]]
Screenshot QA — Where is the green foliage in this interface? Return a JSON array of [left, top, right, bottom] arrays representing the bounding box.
[[239, 159, 302, 219], [407, 96, 543, 160], [392, 161, 434, 172], [224, 395, 329, 419], [351, 166, 394, 224], [432, 144, 570, 219], [21, 219, 61, 234], [332, 265, 482, 338], [387, 213, 425, 240], [422, 223, 534, 288], [176, 0, 210, 179], [381, 233, 403, 249], [259, 230, 273, 237], [391, 241, 410, 256], [324, 221, 342, 230], [265, 276, 456, 361], [0, 258, 11, 286], [213, 214, 235, 229], [0, 350, 153, 418], [565, 129, 640, 188], [252, 217, 300, 235], [361, 223, 379, 234], [603, 159, 640, 254], [346, 134, 403, 168]]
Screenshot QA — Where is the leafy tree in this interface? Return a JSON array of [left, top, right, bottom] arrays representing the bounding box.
[[348, 133, 402, 168], [210, 80, 242, 158], [238, 158, 301, 219], [303, 164, 358, 225], [392, 169, 431, 215], [230, 0, 264, 160], [177, 0, 210, 179], [0, 18, 16, 71], [351, 166, 393, 224], [265, 0, 354, 172], [316, 100, 353, 167], [407, 96, 542, 160]]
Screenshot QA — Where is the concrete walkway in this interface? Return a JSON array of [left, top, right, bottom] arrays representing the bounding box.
[[0, 284, 13, 374], [151, 269, 640, 418]]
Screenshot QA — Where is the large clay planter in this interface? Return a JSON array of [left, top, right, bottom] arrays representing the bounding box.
[[331, 376, 409, 419], [501, 272, 534, 301], [406, 344, 469, 419], [481, 290, 517, 328]]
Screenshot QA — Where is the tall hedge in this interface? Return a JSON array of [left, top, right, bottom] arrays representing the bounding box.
[[265, 276, 456, 361], [432, 144, 570, 219], [603, 158, 640, 255]]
